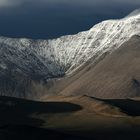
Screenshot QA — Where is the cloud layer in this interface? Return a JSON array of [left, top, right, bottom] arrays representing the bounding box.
[[0, 0, 139, 39], [1, 0, 140, 7], [0, 0, 21, 7]]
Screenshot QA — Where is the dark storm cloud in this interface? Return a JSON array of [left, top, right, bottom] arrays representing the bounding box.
[[3, 0, 139, 6], [0, 0, 21, 7], [0, 0, 140, 39]]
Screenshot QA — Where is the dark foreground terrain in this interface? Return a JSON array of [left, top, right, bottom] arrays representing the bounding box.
[[0, 125, 87, 140], [1, 96, 140, 140]]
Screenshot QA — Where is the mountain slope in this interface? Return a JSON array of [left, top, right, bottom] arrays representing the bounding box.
[[49, 35, 140, 98], [0, 9, 140, 98]]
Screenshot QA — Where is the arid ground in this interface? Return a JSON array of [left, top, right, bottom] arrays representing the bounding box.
[[1, 95, 140, 140]]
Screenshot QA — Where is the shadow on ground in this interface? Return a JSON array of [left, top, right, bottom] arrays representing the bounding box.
[[1, 96, 140, 140], [91, 96, 140, 116], [0, 125, 88, 140], [1, 124, 140, 140], [0, 96, 82, 126]]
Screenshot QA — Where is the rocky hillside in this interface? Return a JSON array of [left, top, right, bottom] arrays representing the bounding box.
[[47, 35, 140, 98], [0, 9, 140, 98]]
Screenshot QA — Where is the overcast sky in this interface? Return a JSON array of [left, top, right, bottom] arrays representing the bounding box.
[[0, 0, 140, 7], [0, 0, 140, 39]]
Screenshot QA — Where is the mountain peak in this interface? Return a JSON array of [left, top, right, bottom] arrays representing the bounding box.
[[126, 8, 140, 18]]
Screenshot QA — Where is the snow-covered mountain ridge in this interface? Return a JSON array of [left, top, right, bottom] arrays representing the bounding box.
[[0, 9, 140, 81]]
